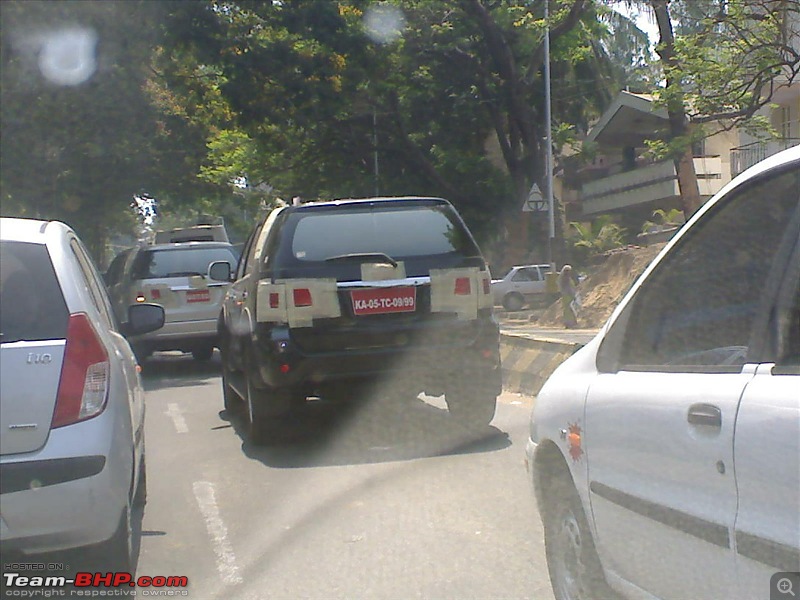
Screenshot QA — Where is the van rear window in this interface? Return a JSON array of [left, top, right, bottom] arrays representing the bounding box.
[[131, 247, 237, 280], [289, 206, 477, 262], [0, 241, 69, 343]]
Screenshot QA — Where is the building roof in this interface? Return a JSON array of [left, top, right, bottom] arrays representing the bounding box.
[[586, 91, 669, 147]]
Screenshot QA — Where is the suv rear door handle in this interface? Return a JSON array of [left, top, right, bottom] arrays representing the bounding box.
[[687, 403, 722, 428]]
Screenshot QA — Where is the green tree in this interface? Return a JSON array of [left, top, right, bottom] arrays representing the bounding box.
[[0, 1, 226, 261], [619, 0, 800, 216], [155, 0, 643, 255]]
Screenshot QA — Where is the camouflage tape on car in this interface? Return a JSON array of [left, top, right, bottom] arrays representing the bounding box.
[[361, 261, 406, 282], [256, 278, 341, 327]]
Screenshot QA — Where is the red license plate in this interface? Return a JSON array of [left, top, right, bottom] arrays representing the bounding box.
[[186, 289, 211, 303], [351, 287, 416, 315]]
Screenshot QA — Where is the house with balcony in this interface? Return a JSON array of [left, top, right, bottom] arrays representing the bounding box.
[[566, 91, 737, 233], [729, 6, 800, 176]]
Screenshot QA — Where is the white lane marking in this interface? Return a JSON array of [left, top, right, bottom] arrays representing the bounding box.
[[166, 403, 189, 433], [193, 481, 243, 585]]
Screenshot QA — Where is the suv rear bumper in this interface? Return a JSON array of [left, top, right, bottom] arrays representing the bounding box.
[[251, 318, 502, 395], [132, 318, 219, 351]]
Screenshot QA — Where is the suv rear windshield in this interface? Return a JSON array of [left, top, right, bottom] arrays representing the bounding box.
[[288, 204, 480, 262], [131, 246, 237, 280], [0, 241, 69, 343]]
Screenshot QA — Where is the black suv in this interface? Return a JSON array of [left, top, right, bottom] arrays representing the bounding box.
[[215, 197, 501, 442]]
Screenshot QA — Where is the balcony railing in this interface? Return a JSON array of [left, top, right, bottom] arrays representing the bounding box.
[[730, 139, 800, 177], [581, 156, 724, 215]]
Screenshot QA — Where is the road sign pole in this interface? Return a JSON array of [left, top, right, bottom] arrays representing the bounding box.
[[544, 0, 556, 273]]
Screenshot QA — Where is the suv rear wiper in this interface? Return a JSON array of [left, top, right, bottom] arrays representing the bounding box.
[[324, 253, 398, 268]]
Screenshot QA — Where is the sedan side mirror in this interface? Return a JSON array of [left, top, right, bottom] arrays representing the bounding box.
[[209, 261, 232, 282], [123, 303, 165, 337]]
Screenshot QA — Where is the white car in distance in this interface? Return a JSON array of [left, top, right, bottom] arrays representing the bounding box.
[[492, 264, 551, 310]]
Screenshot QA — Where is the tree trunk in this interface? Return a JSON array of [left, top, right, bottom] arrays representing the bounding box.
[[652, 0, 703, 218]]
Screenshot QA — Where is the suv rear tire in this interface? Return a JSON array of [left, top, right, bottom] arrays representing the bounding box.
[[445, 382, 497, 430], [221, 361, 242, 414]]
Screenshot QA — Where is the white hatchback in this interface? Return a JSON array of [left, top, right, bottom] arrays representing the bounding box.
[[526, 147, 800, 600], [0, 218, 164, 568]]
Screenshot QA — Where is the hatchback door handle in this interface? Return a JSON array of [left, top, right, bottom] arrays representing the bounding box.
[[687, 403, 722, 428]]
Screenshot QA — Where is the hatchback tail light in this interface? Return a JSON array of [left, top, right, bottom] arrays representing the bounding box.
[[293, 288, 313, 307], [52, 313, 110, 429], [454, 277, 472, 295]]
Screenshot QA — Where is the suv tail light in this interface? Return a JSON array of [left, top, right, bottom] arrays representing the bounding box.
[[482, 277, 491, 295], [293, 288, 313, 307], [52, 313, 110, 429], [454, 277, 471, 295]]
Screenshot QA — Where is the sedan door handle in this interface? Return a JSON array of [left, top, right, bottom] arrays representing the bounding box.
[[687, 403, 722, 428]]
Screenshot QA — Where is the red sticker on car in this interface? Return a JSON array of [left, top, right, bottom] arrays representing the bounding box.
[[351, 287, 416, 315], [186, 289, 211, 303]]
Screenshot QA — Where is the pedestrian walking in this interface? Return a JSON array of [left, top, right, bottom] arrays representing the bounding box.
[[558, 264, 579, 328]]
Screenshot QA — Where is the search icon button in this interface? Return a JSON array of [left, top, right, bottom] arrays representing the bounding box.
[[772, 573, 800, 600]]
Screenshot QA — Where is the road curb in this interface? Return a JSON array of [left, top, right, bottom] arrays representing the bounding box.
[[500, 333, 583, 397]]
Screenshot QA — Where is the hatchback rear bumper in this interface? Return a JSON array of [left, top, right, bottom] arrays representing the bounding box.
[[0, 412, 130, 555]]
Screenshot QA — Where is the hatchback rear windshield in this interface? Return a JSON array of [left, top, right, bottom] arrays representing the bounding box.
[[288, 205, 480, 262], [131, 246, 237, 280], [0, 241, 69, 343]]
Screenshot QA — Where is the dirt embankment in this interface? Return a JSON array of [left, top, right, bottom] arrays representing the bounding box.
[[538, 244, 666, 328]]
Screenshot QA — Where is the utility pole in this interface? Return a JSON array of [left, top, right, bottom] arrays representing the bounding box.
[[544, 0, 556, 273]]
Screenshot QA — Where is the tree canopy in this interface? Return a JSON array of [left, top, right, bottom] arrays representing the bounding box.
[[2, 0, 794, 263]]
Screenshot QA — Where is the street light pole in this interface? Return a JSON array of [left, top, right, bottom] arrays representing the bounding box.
[[544, 0, 556, 273]]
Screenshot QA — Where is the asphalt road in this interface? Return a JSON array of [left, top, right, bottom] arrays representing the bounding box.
[[130, 352, 554, 600]]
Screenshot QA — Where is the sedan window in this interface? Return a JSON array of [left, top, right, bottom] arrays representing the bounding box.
[[601, 167, 799, 372]]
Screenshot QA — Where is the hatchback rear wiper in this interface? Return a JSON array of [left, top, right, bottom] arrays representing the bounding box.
[[324, 253, 398, 268]]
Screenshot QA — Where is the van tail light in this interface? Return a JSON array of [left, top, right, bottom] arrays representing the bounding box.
[[482, 277, 491, 295], [293, 288, 313, 307], [454, 277, 472, 296], [270, 292, 280, 309], [150, 289, 161, 300], [52, 313, 110, 429]]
